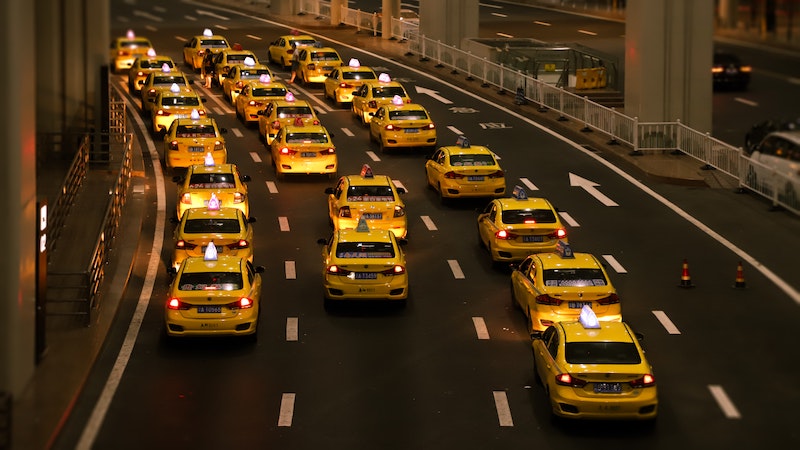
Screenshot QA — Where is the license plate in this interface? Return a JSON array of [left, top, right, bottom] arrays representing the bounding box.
[[354, 272, 378, 279], [197, 305, 222, 313], [568, 301, 592, 309], [189, 146, 205, 152], [467, 176, 484, 182], [300, 152, 317, 157], [363, 213, 382, 219], [404, 128, 419, 133], [522, 235, 544, 242], [594, 382, 622, 393]]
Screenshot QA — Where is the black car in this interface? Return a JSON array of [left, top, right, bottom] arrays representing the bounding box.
[[712, 51, 751, 91]]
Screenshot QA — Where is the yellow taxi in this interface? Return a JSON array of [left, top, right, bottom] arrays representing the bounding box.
[[351, 73, 411, 124], [140, 67, 192, 111], [295, 45, 343, 84], [368, 99, 437, 152], [323, 59, 378, 106], [532, 306, 657, 420], [174, 160, 251, 219], [110, 30, 154, 73], [164, 244, 264, 340], [325, 164, 407, 239], [221, 59, 274, 104], [212, 45, 261, 87], [257, 92, 320, 145], [267, 33, 318, 68], [477, 186, 567, 264], [318, 217, 408, 306], [169, 204, 255, 272], [182, 28, 231, 72], [424, 136, 506, 203], [510, 241, 621, 336], [234, 76, 288, 125], [151, 84, 207, 135], [163, 112, 227, 172], [127, 50, 175, 92], [269, 121, 337, 179]]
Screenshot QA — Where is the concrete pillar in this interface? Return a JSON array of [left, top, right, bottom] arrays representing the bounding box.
[[37, 0, 64, 134], [625, 0, 713, 133], [65, 0, 89, 131], [331, 0, 345, 26], [419, 0, 479, 47], [381, 0, 399, 39], [88, 0, 109, 137], [0, 0, 38, 397]]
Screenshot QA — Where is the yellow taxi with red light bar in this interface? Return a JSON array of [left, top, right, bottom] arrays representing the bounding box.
[[269, 121, 337, 179], [127, 51, 175, 92], [317, 217, 408, 306], [164, 243, 264, 340], [163, 112, 227, 172], [140, 67, 193, 111], [169, 205, 255, 272], [352, 73, 412, 124], [174, 159, 251, 220], [234, 76, 288, 125], [267, 33, 317, 69], [257, 92, 320, 145], [325, 164, 407, 239], [295, 45, 343, 84], [182, 28, 231, 72], [477, 185, 567, 264], [532, 306, 657, 420], [511, 241, 621, 336], [221, 59, 274, 103], [368, 99, 437, 152], [323, 59, 377, 106], [151, 84, 207, 135], [110, 30, 154, 73], [212, 45, 261, 87], [425, 135, 506, 203]]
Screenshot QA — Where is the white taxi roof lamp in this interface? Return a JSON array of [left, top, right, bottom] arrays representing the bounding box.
[[579, 304, 600, 329], [391, 95, 404, 106], [204, 241, 218, 261], [126, 29, 135, 39], [349, 58, 360, 69], [203, 28, 214, 37], [190, 109, 201, 120], [512, 185, 528, 200], [456, 135, 470, 148], [243, 56, 256, 67], [378, 73, 391, 83], [285, 91, 295, 102], [204, 152, 216, 166], [356, 216, 370, 232], [556, 240, 574, 258], [162, 64, 171, 73], [207, 191, 221, 211], [259, 73, 271, 83], [170, 83, 180, 93], [147, 48, 157, 57], [360, 164, 374, 178]]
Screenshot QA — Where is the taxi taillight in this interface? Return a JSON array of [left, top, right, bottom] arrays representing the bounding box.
[[597, 293, 620, 305], [136, 71, 145, 77], [495, 230, 517, 240], [180, 193, 192, 205], [175, 240, 197, 250], [367, 100, 377, 108], [197, 109, 207, 116], [338, 206, 351, 218], [248, 100, 262, 107], [226, 240, 249, 250], [630, 374, 656, 388], [156, 109, 170, 117], [235, 81, 244, 89], [168, 141, 179, 150], [549, 229, 567, 239], [405, 98, 411, 103], [233, 192, 245, 204], [381, 265, 405, 275], [214, 141, 224, 151], [117, 50, 130, 57], [227, 297, 254, 309], [393, 205, 405, 218], [271, 120, 281, 130], [384, 124, 396, 131], [488, 170, 505, 179], [326, 265, 351, 275], [339, 82, 352, 89], [167, 298, 188, 310], [322, 147, 335, 154], [279, 147, 297, 156], [555, 373, 587, 388], [312, 119, 320, 125], [425, 123, 436, 129], [444, 171, 465, 179], [535, 294, 562, 306]]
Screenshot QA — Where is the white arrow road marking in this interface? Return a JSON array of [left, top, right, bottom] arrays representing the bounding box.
[[708, 385, 741, 419], [285, 261, 296, 279], [278, 393, 295, 426], [601, 255, 627, 273], [415, 86, 453, 104], [558, 211, 580, 227], [250, 152, 261, 163], [266, 181, 278, 193], [286, 317, 298, 341], [493, 391, 514, 426], [652, 311, 681, 334], [278, 216, 290, 231], [569, 173, 619, 206], [472, 317, 490, 339], [421, 215, 437, 230], [447, 260, 465, 279], [196, 10, 230, 20], [519, 177, 539, 191]]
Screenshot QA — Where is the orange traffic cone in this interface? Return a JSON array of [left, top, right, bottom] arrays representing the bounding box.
[[734, 261, 746, 289], [678, 259, 694, 288]]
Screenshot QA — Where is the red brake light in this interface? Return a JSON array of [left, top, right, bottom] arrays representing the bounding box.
[[180, 193, 192, 205], [271, 120, 281, 129], [338, 206, 351, 218], [175, 240, 197, 250], [233, 192, 245, 203], [393, 205, 405, 218], [214, 141, 224, 151], [444, 171, 465, 179], [426, 123, 435, 129], [327, 265, 352, 275], [226, 240, 249, 250], [597, 293, 620, 305], [339, 82, 352, 88], [156, 109, 170, 116], [495, 230, 517, 240], [322, 147, 335, 154], [381, 265, 405, 275], [488, 170, 505, 179], [385, 124, 395, 131], [167, 298, 186, 310], [549, 229, 567, 239], [235, 81, 244, 89], [535, 294, 561, 306], [280, 147, 297, 155], [630, 374, 656, 387], [555, 373, 587, 387], [168, 141, 179, 150], [229, 297, 254, 309]]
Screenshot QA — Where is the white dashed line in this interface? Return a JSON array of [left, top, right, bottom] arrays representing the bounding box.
[[447, 260, 465, 279], [602, 255, 627, 273], [366, 151, 380, 161], [392, 179, 407, 192], [278, 216, 290, 231], [708, 385, 741, 419], [496, 32, 514, 38], [286, 317, 298, 341], [578, 29, 598, 36], [447, 126, 463, 136], [491, 12, 508, 17], [144, 25, 158, 32], [734, 97, 758, 107], [231, 128, 244, 138], [250, 152, 261, 163], [472, 317, 490, 339], [534, 21, 551, 26], [184, 15, 197, 21], [266, 181, 278, 193], [341, 128, 355, 137], [420, 215, 438, 231], [493, 391, 514, 426], [278, 393, 296, 426], [519, 177, 539, 191], [558, 211, 580, 227], [652, 310, 681, 335], [285, 260, 296, 279], [246, 34, 262, 40]]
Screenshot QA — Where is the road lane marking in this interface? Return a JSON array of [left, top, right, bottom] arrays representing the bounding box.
[[341, 127, 355, 137], [519, 177, 539, 191], [447, 259, 465, 279], [231, 128, 244, 137], [421, 215, 438, 230], [493, 391, 514, 426], [602, 255, 627, 273], [266, 181, 278, 193], [534, 21, 551, 26], [278, 393, 296, 426], [472, 317, 490, 339], [708, 385, 741, 419], [558, 211, 580, 227], [734, 97, 758, 107], [652, 310, 681, 334], [286, 317, 298, 341], [496, 32, 514, 38], [578, 29, 598, 36], [392, 179, 407, 192], [250, 152, 261, 163], [279, 216, 290, 231], [491, 12, 508, 18], [447, 125, 463, 136], [569, 173, 619, 206], [285, 260, 296, 279], [246, 34, 262, 40], [366, 151, 380, 161]]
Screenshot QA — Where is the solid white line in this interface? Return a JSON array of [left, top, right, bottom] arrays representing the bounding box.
[[447, 259, 465, 279], [421, 215, 438, 231], [341, 127, 355, 137], [480, 2, 503, 9], [285, 260, 296, 279], [534, 21, 551, 26], [447, 125, 463, 136], [558, 211, 580, 227], [602, 254, 627, 273], [734, 97, 758, 107], [519, 177, 539, 191], [366, 151, 380, 161], [278, 393, 296, 426], [708, 385, 741, 419], [472, 317, 490, 340], [231, 128, 244, 137], [491, 12, 508, 18], [279, 216, 290, 231], [266, 181, 278, 193], [493, 391, 514, 426], [250, 152, 262, 163], [652, 310, 681, 335], [286, 317, 298, 341], [77, 86, 167, 450], [578, 29, 598, 36]]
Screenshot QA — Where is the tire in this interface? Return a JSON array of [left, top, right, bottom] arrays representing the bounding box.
[[510, 280, 520, 310]]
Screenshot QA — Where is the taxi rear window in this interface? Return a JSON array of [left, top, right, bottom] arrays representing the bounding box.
[[388, 110, 428, 120], [343, 71, 376, 81], [564, 342, 641, 365], [240, 69, 270, 79], [153, 76, 186, 85], [543, 268, 607, 287], [449, 154, 496, 166], [176, 125, 216, 138], [141, 60, 173, 69], [371, 86, 406, 98], [310, 52, 340, 61], [502, 209, 556, 224], [277, 107, 313, 118], [335, 242, 395, 258], [346, 185, 394, 202], [252, 87, 287, 97], [188, 173, 236, 189], [200, 39, 229, 48], [291, 39, 317, 48], [161, 96, 200, 107], [227, 54, 254, 64], [286, 132, 328, 144], [184, 218, 241, 234], [178, 271, 243, 291], [121, 39, 151, 48]]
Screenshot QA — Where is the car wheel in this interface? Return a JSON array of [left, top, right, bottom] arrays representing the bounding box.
[[526, 307, 535, 336], [379, 138, 388, 153], [438, 183, 448, 205], [510, 281, 521, 310], [477, 228, 486, 249]]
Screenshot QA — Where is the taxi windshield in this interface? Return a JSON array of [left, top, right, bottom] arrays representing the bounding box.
[[346, 185, 394, 202], [371, 86, 406, 98], [200, 39, 229, 48], [543, 268, 607, 287], [184, 218, 241, 233], [161, 96, 200, 107], [188, 173, 236, 189], [277, 106, 313, 118], [449, 154, 496, 166], [564, 342, 641, 365], [310, 51, 340, 61], [176, 125, 216, 138], [502, 209, 557, 224], [286, 132, 328, 144], [388, 110, 428, 120], [335, 242, 395, 258], [240, 69, 270, 79], [178, 271, 243, 291], [252, 87, 287, 97], [343, 71, 376, 81]]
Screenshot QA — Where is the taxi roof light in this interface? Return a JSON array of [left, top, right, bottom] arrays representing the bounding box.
[[243, 56, 256, 66], [203, 28, 213, 37], [555, 240, 574, 258], [207, 192, 221, 211], [579, 304, 600, 329], [126, 29, 135, 39], [456, 135, 470, 148], [356, 217, 370, 232], [161, 64, 171, 73], [147, 48, 157, 57], [391, 95, 404, 106], [259, 73, 271, 83], [285, 92, 295, 102], [204, 241, 218, 261], [170, 83, 180, 93], [378, 73, 391, 83], [349, 58, 360, 68], [204, 153, 216, 166], [360, 164, 374, 178], [190, 109, 201, 120], [512, 185, 528, 200]]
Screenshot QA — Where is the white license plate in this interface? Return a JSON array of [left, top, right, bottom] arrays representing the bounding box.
[[568, 301, 592, 309], [363, 213, 382, 219], [189, 146, 204, 152], [301, 152, 317, 157], [404, 128, 419, 133], [467, 176, 484, 182], [522, 235, 544, 242], [197, 305, 222, 313], [355, 272, 378, 279], [594, 382, 622, 393]]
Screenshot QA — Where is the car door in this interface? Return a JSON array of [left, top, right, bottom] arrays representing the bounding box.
[[425, 148, 446, 186], [535, 326, 560, 385], [477, 201, 498, 246], [352, 84, 368, 116], [327, 178, 346, 224], [511, 256, 535, 311], [325, 69, 339, 97], [369, 107, 386, 139]]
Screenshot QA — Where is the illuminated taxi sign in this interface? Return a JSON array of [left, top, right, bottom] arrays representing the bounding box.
[[204, 152, 216, 166], [147, 48, 157, 57], [349, 58, 360, 69], [190, 109, 201, 120], [555, 240, 574, 258], [207, 192, 221, 210], [285, 92, 295, 102], [259, 73, 271, 83], [360, 164, 374, 178], [456, 135, 470, 148], [378, 73, 391, 83], [579, 304, 600, 329], [161, 64, 171, 73], [512, 185, 528, 200], [126, 29, 135, 39], [356, 216, 370, 232], [391, 95, 404, 106], [243, 56, 256, 67], [203, 28, 213, 38], [170, 83, 180, 93], [204, 241, 218, 261]]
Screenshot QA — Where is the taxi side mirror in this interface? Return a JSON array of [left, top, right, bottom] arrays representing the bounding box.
[[188, 79, 195, 85], [169, 217, 180, 224], [247, 216, 257, 224], [396, 187, 407, 194], [257, 110, 265, 116], [201, 98, 207, 102], [324, 187, 335, 195], [167, 267, 177, 276], [635, 332, 645, 342], [397, 238, 408, 246], [255, 266, 265, 273], [240, 175, 251, 182], [219, 127, 228, 134], [172, 175, 184, 183], [316, 238, 328, 245], [137, 80, 144, 86], [368, 112, 374, 117]]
